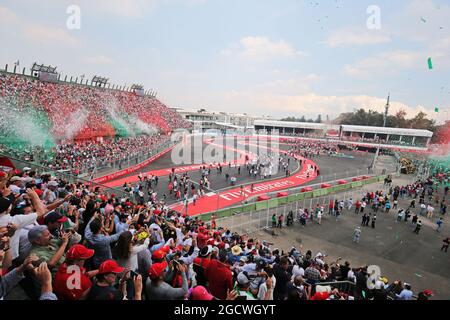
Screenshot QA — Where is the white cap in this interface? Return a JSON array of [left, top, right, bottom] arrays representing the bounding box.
[[316, 285, 332, 293], [374, 280, 384, 290]]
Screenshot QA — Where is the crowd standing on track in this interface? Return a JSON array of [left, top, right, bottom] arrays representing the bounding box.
[[118, 140, 342, 208], [1, 164, 446, 300]]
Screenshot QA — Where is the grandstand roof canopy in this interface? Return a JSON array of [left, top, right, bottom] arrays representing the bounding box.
[[31, 63, 57, 74], [214, 122, 243, 129], [92, 76, 109, 85], [131, 84, 144, 90], [254, 119, 335, 130], [340, 125, 433, 137]]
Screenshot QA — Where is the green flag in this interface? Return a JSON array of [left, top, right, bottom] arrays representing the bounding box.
[[428, 57, 433, 70], [435, 107, 439, 113]]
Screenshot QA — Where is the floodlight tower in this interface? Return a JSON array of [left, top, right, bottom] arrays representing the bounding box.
[[371, 93, 391, 174], [383, 93, 390, 128]]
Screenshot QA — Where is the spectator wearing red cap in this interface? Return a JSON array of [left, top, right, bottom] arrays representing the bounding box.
[[86, 260, 142, 300], [196, 227, 210, 249], [54, 244, 96, 300], [193, 245, 213, 287], [43, 211, 68, 235], [151, 247, 168, 263], [145, 260, 188, 300], [205, 249, 233, 300], [189, 285, 215, 300], [417, 289, 433, 300]]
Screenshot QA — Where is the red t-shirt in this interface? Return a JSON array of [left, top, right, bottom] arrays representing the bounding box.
[[193, 257, 212, 270], [205, 259, 233, 300], [54, 263, 92, 300]]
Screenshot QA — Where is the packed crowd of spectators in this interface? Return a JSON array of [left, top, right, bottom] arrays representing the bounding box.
[[287, 141, 339, 158], [1, 134, 170, 176], [2, 163, 446, 300], [44, 135, 170, 174], [254, 129, 429, 148], [340, 135, 427, 147], [0, 73, 190, 140], [0, 72, 190, 174]]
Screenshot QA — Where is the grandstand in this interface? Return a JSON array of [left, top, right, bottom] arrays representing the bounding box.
[[254, 120, 433, 150], [0, 66, 191, 175]]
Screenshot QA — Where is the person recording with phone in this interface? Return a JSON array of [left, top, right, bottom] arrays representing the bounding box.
[[86, 259, 142, 300], [0, 232, 54, 300], [113, 226, 151, 297], [146, 258, 188, 300]]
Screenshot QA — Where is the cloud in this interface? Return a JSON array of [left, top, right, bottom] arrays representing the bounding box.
[[384, 0, 450, 43], [23, 25, 80, 48], [222, 36, 305, 61], [221, 90, 439, 122], [0, 5, 80, 49], [428, 36, 450, 68], [0, 5, 18, 24], [79, 0, 157, 17], [324, 29, 392, 48], [262, 74, 321, 95], [82, 55, 115, 65], [77, 0, 207, 18], [343, 51, 423, 77]]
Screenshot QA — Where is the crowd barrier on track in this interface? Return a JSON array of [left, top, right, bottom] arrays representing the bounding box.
[[92, 143, 175, 184], [198, 174, 392, 222]]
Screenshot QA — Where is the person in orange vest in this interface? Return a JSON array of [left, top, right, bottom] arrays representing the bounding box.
[[211, 214, 217, 230]]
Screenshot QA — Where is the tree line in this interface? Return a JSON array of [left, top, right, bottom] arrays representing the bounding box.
[[282, 109, 436, 131], [281, 108, 447, 143]]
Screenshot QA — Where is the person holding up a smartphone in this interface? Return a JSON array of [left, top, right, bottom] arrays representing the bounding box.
[[1, 242, 37, 299]]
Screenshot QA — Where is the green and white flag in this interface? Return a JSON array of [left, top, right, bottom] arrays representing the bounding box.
[[428, 57, 433, 70]]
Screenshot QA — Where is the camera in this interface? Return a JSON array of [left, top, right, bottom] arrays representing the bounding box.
[[129, 270, 139, 278], [31, 258, 45, 268], [6, 224, 16, 237]]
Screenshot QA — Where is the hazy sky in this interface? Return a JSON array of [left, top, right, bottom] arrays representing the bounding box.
[[1, 0, 449, 123]]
